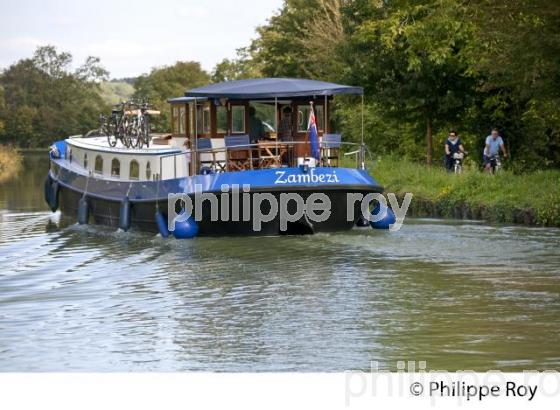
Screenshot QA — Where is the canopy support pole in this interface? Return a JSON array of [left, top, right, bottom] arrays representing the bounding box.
[[275, 97, 278, 160], [360, 94, 365, 170], [324, 94, 328, 134], [193, 97, 198, 175]]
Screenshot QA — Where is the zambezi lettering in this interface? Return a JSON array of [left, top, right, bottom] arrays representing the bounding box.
[[274, 169, 339, 184]]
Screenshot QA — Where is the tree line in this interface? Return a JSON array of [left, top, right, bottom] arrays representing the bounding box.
[[0, 46, 210, 147], [1, 0, 559, 171], [214, 0, 560, 170]]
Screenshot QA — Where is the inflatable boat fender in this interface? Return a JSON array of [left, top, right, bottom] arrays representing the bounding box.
[[77, 197, 89, 225]]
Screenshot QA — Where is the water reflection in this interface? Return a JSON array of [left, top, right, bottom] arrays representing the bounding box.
[[0, 154, 559, 371]]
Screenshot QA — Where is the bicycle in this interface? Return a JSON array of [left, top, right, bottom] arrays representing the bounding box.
[[104, 102, 134, 148], [488, 154, 502, 173], [94, 114, 113, 140], [453, 151, 468, 174], [129, 102, 160, 149]]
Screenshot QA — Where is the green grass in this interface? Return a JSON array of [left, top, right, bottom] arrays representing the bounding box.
[[99, 81, 135, 105], [367, 157, 560, 226]]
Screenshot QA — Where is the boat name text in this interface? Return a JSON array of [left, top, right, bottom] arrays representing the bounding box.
[[274, 169, 339, 184]]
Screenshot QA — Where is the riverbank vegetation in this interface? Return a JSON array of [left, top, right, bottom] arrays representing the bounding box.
[[0, 46, 108, 147], [132, 62, 210, 132], [373, 157, 560, 227], [0, 145, 22, 183], [99, 80, 135, 105], [1, 1, 559, 171], [1, 1, 558, 172], [215, 0, 560, 171]]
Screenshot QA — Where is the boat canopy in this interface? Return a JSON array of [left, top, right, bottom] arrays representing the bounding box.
[[167, 96, 207, 103], [184, 78, 363, 99]]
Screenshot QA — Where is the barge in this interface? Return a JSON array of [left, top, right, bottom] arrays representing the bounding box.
[[45, 78, 387, 237]]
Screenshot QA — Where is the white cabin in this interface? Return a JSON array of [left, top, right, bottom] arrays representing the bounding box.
[[65, 135, 190, 181]]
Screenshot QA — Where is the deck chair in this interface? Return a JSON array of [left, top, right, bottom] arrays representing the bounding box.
[[196, 138, 215, 172], [225, 135, 253, 171], [210, 138, 227, 172], [320, 134, 342, 167]]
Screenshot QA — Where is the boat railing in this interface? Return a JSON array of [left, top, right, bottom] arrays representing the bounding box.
[[158, 140, 367, 179]]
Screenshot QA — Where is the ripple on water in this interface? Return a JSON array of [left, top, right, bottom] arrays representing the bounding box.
[[0, 203, 559, 371]]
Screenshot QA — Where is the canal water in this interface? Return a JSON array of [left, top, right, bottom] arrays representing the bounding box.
[[1, 154, 559, 371]]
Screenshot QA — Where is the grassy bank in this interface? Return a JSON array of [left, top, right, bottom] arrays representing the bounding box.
[[371, 158, 560, 227], [0, 145, 23, 184]]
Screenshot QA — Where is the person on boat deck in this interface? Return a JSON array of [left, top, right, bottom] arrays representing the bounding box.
[[483, 128, 508, 172], [444, 130, 466, 172], [248, 106, 265, 144], [278, 106, 293, 141]]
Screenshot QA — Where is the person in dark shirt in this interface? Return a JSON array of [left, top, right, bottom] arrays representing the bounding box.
[[278, 106, 293, 141], [444, 129, 466, 171], [248, 106, 264, 143]]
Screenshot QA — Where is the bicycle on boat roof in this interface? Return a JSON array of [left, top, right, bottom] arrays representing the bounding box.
[[96, 100, 159, 149], [97, 101, 134, 148], [128, 101, 160, 149]]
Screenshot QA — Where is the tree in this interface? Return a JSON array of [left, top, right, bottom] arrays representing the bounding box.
[[466, 0, 560, 169], [133, 61, 210, 131], [341, 0, 478, 165], [211, 47, 262, 83], [0, 46, 108, 147], [214, 0, 560, 169], [250, 0, 347, 80]]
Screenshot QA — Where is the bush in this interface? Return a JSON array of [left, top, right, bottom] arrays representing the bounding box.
[[0, 145, 23, 183]]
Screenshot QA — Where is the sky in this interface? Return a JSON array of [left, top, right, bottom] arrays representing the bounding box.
[[0, 0, 282, 78]]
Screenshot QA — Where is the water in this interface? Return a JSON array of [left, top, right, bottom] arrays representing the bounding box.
[[0, 154, 559, 371]]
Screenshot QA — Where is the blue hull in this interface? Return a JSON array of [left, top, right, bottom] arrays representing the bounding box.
[[48, 158, 383, 235]]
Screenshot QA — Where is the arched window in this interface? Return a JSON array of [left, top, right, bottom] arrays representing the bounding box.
[[146, 161, 152, 180], [83, 153, 88, 169], [129, 160, 139, 180], [94, 155, 103, 174], [111, 158, 120, 177]]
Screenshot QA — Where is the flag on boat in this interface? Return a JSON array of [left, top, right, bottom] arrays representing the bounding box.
[[308, 104, 320, 160]]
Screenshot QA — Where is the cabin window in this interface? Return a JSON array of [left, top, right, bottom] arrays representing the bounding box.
[[129, 160, 139, 180], [203, 107, 210, 134], [297, 104, 324, 132], [171, 106, 180, 134], [94, 155, 103, 174], [189, 103, 195, 135], [179, 106, 186, 134], [231, 106, 245, 133], [195, 105, 210, 135], [250, 102, 276, 133], [146, 161, 152, 180], [217, 106, 228, 133], [68, 148, 73, 163], [83, 153, 88, 169], [111, 158, 120, 178]]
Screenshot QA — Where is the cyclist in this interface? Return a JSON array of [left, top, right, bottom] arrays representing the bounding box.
[[483, 128, 508, 172], [444, 130, 466, 172]]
